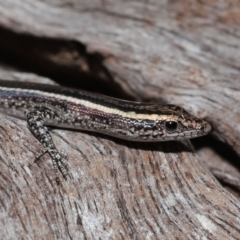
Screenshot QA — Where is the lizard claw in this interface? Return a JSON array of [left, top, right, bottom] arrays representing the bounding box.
[[35, 147, 69, 183]]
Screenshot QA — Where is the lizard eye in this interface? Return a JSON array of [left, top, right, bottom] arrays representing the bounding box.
[[165, 121, 178, 132]]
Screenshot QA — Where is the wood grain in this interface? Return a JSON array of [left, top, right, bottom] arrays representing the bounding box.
[[0, 1, 240, 239]]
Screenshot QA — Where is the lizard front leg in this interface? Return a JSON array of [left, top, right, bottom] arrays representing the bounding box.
[[27, 109, 69, 184]]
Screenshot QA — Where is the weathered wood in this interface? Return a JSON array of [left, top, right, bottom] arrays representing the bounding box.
[[0, 1, 240, 239]]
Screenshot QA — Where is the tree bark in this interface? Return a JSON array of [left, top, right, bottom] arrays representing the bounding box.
[[0, 1, 240, 239]]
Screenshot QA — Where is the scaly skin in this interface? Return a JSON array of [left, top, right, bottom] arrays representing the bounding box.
[[0, 80, 211, 183]]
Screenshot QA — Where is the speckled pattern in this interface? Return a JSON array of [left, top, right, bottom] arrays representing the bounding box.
[[0, 80, 211, 183]]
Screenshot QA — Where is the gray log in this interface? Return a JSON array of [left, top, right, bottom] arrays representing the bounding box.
[[0, 1, 239, 239]]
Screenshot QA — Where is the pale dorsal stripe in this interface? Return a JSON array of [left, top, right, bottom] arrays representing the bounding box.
[[0, 87, 176, 121]]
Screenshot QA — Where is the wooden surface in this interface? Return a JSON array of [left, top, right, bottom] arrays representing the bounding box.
[[0, 1, 240, 239]]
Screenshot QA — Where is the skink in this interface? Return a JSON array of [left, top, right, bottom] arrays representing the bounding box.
[[0, 80, 211, 183]]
